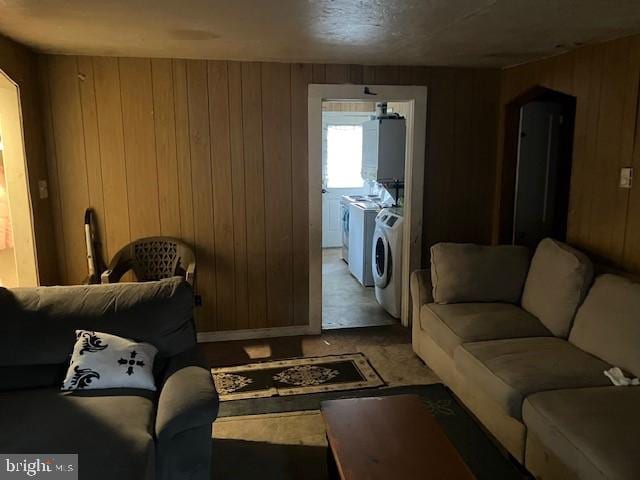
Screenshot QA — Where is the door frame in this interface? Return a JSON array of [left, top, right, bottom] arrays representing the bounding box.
[[308, 84, 428, 332], [0, 69, 39, 287]]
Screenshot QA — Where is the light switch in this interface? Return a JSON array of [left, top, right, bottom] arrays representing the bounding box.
[[620, 167, 634, 189], [38, 180, 49, 199]]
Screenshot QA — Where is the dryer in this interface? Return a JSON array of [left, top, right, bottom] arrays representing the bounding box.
[[340, 194, 383, 263], [348, 201, 380, 286], [372, 208, 404, 318]]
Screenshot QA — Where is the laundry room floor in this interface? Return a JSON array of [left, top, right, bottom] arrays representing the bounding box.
[[322, 248, 396, 329]]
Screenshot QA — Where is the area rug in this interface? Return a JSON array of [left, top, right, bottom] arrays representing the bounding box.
[[214, 383, 529, 480], [211, 353, 384, 401]]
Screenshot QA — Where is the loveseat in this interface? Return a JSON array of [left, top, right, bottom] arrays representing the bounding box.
[[0, 277, 219, 480], [411, 238, 640, 479]]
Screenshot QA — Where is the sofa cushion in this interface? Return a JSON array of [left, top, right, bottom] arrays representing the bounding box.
[[0, 364, 66, 391], [430, 243, 531, 304], [521, 238, 593, 338], [0, 277, 195, 370], [454, 337, 611, 419], [420, 303, 551, 357], [569, 274, 640, 378], [0, 387, 156, 480], [523, 386, 640, 480]]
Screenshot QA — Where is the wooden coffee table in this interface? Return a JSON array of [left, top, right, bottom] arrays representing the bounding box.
[[321, 394, 475, 480]]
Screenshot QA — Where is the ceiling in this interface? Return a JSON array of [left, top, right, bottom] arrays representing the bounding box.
[[1, 0, 640, 67]]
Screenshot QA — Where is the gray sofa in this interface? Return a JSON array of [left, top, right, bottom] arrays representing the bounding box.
[[0, 277, 219, 480], [411, 238, 640, 480]]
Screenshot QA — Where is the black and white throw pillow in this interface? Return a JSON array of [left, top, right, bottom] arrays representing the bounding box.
[[61, 330, 158, 391]]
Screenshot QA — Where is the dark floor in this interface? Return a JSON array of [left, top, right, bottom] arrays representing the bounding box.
[[322, 248, 396, 329], [206, 325, 521, 480], [201, 324, 411, 368]]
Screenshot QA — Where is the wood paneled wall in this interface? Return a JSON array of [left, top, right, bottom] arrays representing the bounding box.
[[39, 56, 501, 332], [0, 35, 58, 285], [496, 35, 640, 271]]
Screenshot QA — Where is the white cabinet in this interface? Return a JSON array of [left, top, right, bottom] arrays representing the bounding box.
[[361, 118, 406, 183]]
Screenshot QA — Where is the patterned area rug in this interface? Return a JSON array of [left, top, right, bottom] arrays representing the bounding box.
[[211, 353, 384, 401]]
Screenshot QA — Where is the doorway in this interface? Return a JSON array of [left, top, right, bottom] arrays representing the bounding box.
[[498, 87, 576, 247], [308, 85, 428, 333], [321, 101, 399, 329], [0, 69, 38, 287]]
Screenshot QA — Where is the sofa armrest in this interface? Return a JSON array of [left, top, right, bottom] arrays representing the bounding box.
[[155, 348, 218, 480], [155, 348, 219, 442], [410, 269, 433, 323]]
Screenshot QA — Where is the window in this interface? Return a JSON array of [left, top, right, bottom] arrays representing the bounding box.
[[326, 125, 364, 188]]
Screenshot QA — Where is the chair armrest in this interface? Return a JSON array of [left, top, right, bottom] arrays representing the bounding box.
[[100, 269, 117, 284], [185, 262, 196, 286], [410, 269, 433, 322], [155, 348, 219, 442], [100, 251, 132, 284]]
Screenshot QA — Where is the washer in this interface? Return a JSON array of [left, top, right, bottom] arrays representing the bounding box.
[[372, 208, 404, 318]]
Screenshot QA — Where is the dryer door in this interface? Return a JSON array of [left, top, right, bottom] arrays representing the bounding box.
[[373, 227, 391, 288]]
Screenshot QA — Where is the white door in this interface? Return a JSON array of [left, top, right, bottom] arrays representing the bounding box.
[[321, 112, 372, 248], [322, 188, 346, 247]]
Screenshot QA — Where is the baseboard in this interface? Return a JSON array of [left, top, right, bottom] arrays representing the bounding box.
[[197, 325, 317, 342]]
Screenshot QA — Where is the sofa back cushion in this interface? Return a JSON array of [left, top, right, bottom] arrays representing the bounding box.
[[521, 238, 593, 337], [430, 243, 531, 304], [0, 277, 195, 371], [569, 274, 640, 378]]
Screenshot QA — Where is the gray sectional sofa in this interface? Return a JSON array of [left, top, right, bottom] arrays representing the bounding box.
[[411, 238, 640, 480], [0, 277, 219, 480]]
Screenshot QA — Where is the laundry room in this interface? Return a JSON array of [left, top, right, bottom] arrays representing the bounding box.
[[321, 99, 410, 330]]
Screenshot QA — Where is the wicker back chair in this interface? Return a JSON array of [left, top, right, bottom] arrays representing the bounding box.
[[101, 237, 196, 286]]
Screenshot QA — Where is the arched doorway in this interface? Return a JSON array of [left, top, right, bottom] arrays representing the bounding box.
[[498, 86, 576, 248]]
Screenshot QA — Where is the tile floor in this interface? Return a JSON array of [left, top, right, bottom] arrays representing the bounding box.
[[322, 247, 396, 329]]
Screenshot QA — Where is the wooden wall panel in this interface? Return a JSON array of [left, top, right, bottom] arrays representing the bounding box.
[[422, 68, 456, 249], [241, 62, 268, 330], [473, 69, 502, 243], [311, 64, 325, 83], [587, 40, 633, 260], [325, 64, 350, 83], [38, 56, 66, 282], [77, 57, 106, 262], [208, 60, 235, 329], [227, 61, 249, 330], [186, 60, 216, 331], [46, 56, 90, 284], [291, 63, 313, 325], [40, 54, 502, 332], [322, 101, 375, 112], [151, 58, 181, 238], [565, 46, 602, 248], [262, 63, 294, 328], [621, 37, 640, 271], [496, 35, 640, 271], [119, 58, 161, 240], [172, 60, 195, 245]]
